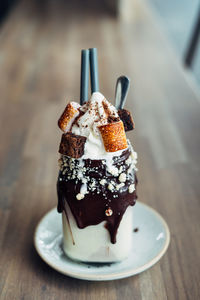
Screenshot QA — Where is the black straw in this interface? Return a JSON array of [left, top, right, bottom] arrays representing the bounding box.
[[89, 48, 99, 93], [80, 49, 89, 105]]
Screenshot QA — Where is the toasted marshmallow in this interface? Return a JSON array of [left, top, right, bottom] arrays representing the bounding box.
[[58, 102, 80, 132], [98, 121, 128, 152]]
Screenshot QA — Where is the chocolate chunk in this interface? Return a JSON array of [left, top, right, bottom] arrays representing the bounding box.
[[107, 115, 120, 123], [59, 132, 86, 158], [118, 109, 135, 131]]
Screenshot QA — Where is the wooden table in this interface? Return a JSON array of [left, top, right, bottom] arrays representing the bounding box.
[[0, 0, 200, 299]]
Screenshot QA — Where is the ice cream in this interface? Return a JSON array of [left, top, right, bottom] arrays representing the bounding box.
[[57, 92, 138, 262]]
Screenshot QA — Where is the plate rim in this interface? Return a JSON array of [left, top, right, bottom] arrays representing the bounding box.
[[34, 201, 170, 281]]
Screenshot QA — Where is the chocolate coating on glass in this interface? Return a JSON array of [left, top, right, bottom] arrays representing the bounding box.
[[57, 149, 137, 244]]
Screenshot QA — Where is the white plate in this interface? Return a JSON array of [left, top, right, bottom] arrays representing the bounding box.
[[34, 201, 170, 281]]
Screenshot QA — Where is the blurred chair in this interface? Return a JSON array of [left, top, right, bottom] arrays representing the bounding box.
[[184, 5, 200, 67], [104, 0, 120, 16], [0, 0, 17, 23]]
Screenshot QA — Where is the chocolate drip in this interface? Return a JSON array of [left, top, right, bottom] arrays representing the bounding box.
[[57, 150, 137, 244]]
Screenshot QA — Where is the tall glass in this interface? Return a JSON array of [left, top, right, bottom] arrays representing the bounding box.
[[57, 146, 137, 262]]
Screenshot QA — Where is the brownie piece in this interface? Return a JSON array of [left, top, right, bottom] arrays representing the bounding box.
[[118, 109, 135, 131], [59, 132, 87, 158]]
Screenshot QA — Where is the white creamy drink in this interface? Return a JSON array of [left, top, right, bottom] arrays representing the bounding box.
[[57, 92, 138, 262]]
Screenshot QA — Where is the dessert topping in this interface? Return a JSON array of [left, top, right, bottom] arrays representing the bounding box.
[[128, 184, 135, 193], [108, 183, 114, 191], [72, 92, 119, 137], [105, 207, 113, 216], [76, 193, 85, 200], [98, 121, 128, 152], [100, 179, 106, 185], [116, 183, 125, 190], [119, 173, 126, 183], [58, 102, 80, 132], [59, 133, 86, 158], [118, 108, 135, 132], [58, 146, 137, 195]]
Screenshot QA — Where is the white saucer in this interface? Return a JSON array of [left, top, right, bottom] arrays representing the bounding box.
[[34, 201, 170, 281]]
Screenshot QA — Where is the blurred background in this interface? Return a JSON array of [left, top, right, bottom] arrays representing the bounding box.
[[148, 0, 200, 85], [0, 0, 200, 85], [0, 2, 200, 298]]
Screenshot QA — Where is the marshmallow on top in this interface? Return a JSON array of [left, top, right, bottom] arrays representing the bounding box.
[[71, 92, 127, 158]]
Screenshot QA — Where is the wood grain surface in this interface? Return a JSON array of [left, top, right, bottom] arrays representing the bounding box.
[[0, 0, 200, 299]]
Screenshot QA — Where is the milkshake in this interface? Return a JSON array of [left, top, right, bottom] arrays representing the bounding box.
[[57, 92, 137, 262]]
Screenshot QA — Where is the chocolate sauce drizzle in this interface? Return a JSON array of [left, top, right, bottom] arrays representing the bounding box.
[[57, 149, 137, 244]]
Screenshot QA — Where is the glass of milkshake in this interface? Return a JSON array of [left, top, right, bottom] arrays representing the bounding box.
[[57, 92, 137, 262]]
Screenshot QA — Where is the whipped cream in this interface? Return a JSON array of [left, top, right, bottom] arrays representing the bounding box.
[[71, 92, 123, 159]]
